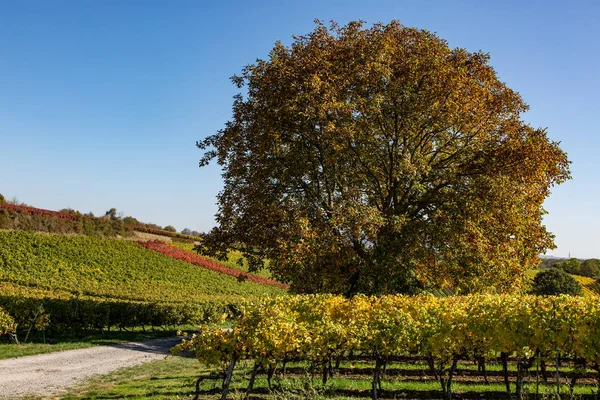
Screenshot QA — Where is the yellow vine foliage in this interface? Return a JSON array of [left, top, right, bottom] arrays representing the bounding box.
[[181, 294, 600, 369]]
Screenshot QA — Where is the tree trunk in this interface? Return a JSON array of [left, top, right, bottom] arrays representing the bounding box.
[[245, 363, 259, 400], [428, 355, 439, 382], [328, 356, 334, 377], [540, 359, 548, 383], [569, 357, 585, 399], [594, 364, 600, 400], [221, 354, 238, 400], [555, 352, 561, 396], [516, 359, 523, 399], [444, 356, 459, 400], [193, 375, 204, 400], [371, 356, 384, 400], [267, 363, 275, 390], [536, 356, 540, 399], [478, 356, 488, 384], [501, 352, 511, 393]]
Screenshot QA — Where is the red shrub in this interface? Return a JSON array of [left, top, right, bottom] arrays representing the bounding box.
[[0, 203, 78, 220], [137, 240, 289, 289]]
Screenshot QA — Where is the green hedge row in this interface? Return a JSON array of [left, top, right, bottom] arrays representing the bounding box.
[[0, 207, 132, 237], [0, 295, 241, 335]]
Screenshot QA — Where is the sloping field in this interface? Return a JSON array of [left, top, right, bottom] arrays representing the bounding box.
[[169, 241, 274, 280], [139, 240, 287, 288], [0, 230, 286, 303], [0, 203, 198, 240], [0, 230, 286, 333], [573, 275, 600, 297]]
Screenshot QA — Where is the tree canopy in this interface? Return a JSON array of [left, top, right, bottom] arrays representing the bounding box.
[[556, 258, 600, 278], [197, 21, 570, 295], [531, 269, 582, 296]]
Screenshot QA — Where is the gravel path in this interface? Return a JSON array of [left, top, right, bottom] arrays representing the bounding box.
[[0, 336, 182, 399]]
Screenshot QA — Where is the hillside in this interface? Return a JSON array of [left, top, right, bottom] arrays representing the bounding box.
[[169, 241, 274, 280], [0, 202, 199, 241], [139, 240, 286, 288], [572, 274, 600, 297], [0, 230, 285, 302], [0, 230, 286, 333]]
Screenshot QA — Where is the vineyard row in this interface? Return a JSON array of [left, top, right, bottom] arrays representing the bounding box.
[[179, 294, 600, 399]]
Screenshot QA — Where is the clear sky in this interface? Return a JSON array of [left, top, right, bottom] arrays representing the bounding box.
[[1, 0, 598, 258]]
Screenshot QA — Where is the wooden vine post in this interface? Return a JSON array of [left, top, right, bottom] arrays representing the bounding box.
[[245, 362, 259, 400], [221, 353, 238, 400], [24, 303, 44, 343]]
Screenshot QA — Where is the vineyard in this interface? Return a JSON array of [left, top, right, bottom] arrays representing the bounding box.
[[0, 306, 16, 336], [180, 294, 600, 400], [170, 241, 274, 279], [573, 275, 600, 297], [140, 240, 287, 288], [0, 230, 286, 334], [3, 204, 599, 399]]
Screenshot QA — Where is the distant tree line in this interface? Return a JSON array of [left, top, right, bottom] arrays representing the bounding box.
[[102, 207, 203, 237], [181, 228, 202, 237], [0, 192, 203, 238], [553, 258, 600, 278], [533, 257, 600, 297]]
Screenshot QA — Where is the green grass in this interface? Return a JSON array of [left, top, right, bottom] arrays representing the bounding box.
[[0, 230, 286, 304], [0, 327, 192, 360], [60, 357, 600, 399], [61, 356, 203, 400]]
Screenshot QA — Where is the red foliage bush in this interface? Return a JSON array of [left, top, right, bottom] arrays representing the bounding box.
[[0, 203, 78, 220], [137, 240, 289, 289]]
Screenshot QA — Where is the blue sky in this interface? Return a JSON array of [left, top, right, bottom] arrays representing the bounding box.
[[1, 0, 598, 257]]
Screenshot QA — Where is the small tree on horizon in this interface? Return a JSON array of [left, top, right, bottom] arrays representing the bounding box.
[[105, 208, 119, 220], [556, 258, 582, 275]]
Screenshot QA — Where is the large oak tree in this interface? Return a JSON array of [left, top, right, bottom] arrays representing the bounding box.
[[197, 21, 570, 295]]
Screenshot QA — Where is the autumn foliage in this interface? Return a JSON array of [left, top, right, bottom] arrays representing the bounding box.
[[181, 294, 600, 399], [0, 230, 285, 334], [198, 21, 570, 295], [137, 240, 289, 289], [0, 202, 199, 240], [0, 203, 78, 220]]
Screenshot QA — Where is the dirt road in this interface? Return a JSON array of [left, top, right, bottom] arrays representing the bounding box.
[[0, 336, 181, 399]]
